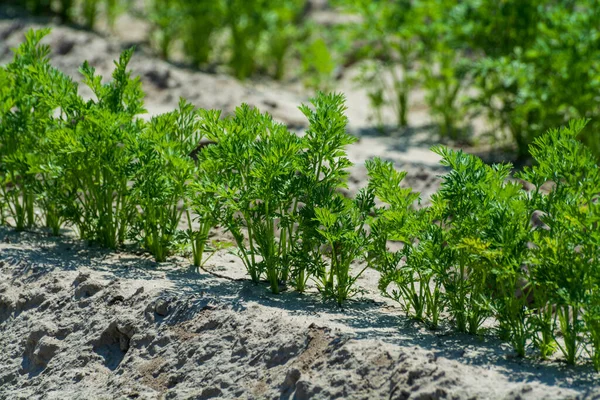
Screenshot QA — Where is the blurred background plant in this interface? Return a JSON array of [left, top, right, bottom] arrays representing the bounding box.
[[5, 0, 122, 27], [145, 0, 311, 80]]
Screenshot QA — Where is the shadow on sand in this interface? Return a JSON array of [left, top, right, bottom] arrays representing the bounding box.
[[0, 226, 597, 394]]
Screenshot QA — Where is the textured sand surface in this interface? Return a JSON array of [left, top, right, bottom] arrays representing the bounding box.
[[2, 228, 598, 400]]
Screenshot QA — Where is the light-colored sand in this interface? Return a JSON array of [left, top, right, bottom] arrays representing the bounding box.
[[1, 228, 596, 400]]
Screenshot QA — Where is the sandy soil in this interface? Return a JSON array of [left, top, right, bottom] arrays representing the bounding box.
[[1, 14, 599, 400], [2, 228, 598, 400]]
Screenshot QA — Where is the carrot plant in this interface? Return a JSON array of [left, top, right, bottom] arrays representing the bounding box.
[[195, 105, 302, 292], [366, 158, 444, 326], [431, 147, 517, 334], [196, 92, 359, 297], [181, 2, 224, 68], [131, 100, 199, 262], [585, 296, 600, 371], [313, 189, 374, 305], [518, 120, 600, 365], [11, 0, 121, 26], [45, 48, 145, 248], [186, 181, 222, 269], [145, 0, 308, 79], [259, 0, 307, 80], [292, 92, 357, 293], [146, 0, 181, 60], [0, 29, 55, 231], [336, 0, 423, 128], [4, 29, 600, 368], [224, 0, 308, 79], [421, 47, 469, 141], [471, 1, 600, 159], [183, 111, 224, 269], [457, 170, 531, 354], [32, 45, 86, 236]]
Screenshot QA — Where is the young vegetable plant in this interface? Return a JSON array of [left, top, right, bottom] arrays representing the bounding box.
[[185, 113, 225, 269], [0, 29, 55, 231], [45, 48, 146, 248], [185, 181, 222, 269], [393, 217, 447, 329], [32, 51, 85, 236], [314, 189, 374, 305], [421, 48, 469, 141], [292, 92, 357, 293], [585, 295, 600, 371], [15, 0, 121, 27], [461, 176, 532, 355], [517, 119, 600, 365], [196, 104, 303, 293], [338, 0, 422, 128], [131, 99, 199, 262], [225, 0, 309, 80], [365, 157, 444, 326], [472, 1, 600, 159], [431, 146, 522, 334], [197, 92, 358, 297], [147, 0, 185, 60]]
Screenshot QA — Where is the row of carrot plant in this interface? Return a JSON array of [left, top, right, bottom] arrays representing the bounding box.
[[1, 30, 599, 368]]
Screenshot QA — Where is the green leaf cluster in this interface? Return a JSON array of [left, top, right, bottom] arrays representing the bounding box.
[[371, 119, 600, 366], [195, 92, 368, 302], [335, 0, 600, 158], [0, 30, 369, 304], [0, 30, 217, 262]]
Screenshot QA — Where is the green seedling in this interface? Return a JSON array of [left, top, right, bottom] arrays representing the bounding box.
[[365, 158, 441, 325], [44, 48, 146, 248], [0, 29, 55, 231], [518, 119, 600, 365], [196, 104, 302, 292], [131, 99, 200, 262], [314, 189, 374, 305]]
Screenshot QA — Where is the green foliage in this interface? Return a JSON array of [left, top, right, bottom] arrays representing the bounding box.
[[146, 0, 308, 80], [293, 92, 357, 293], [430, 147, 522, 334], [336, 0, 600, 158], [366, 158, 442, 325], [299, 37, 335, 90], [3, 30, 600, 368], [196, 92, 360, 298], [0, 28, 55, 231], [131, 99, 199, 261], [12, 0, 122, 26], [450, 0, 544, 58], [12, 0, 600, 162], [195, 105, 302, 291], [45, 48, 146, 248], [473, 2, 600, 158], [314, 189, 373, 305], [372, 120, 600, 362], [336, 0, 424, 128], [518, 120, 600, 364], [146, 0, 178, 60]]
